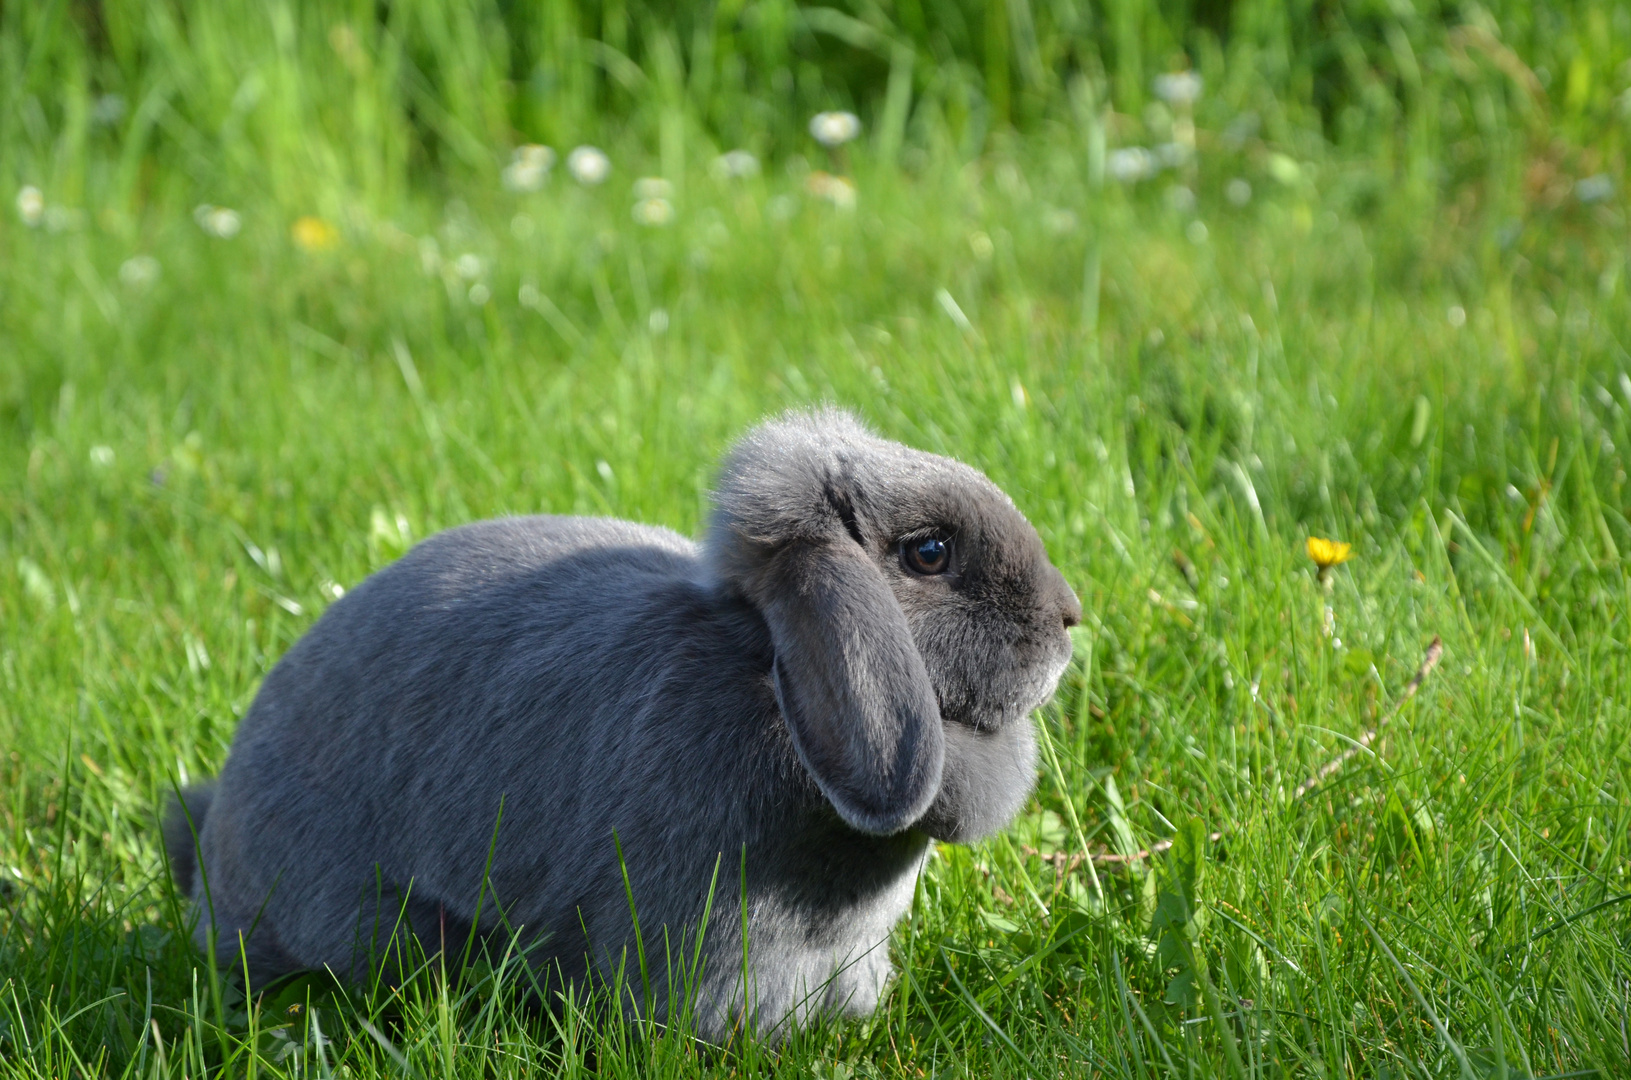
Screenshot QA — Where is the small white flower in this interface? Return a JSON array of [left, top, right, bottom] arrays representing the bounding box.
[[119, 255, 161, 287], [89, 445, 115, 467], [515, 143, 555, 169], [632, 197, 674, 226], [453, 253, 483, 279], [1106, 147, 1155, 183], [567, 145, 611, 185], [710, 149, 760, 179], [502, 144, 555, 193], [1225, 178, 1253, 206], [809, 111, 861, 147], [1154, 142, 1191, 168], [1447, 305, 1467, 328], [501, 162, 546, 193], [595, 459, 614, 482], [1153, 72, 1203, 107], [467, 283, 491, 306], [16, 186, 44, 227], [320, 580, 345, 601], [1576, 174, 1614, 204], [633, 177, 673, 200], [806, 172, 856, 209], [194, 205, 241, 238]]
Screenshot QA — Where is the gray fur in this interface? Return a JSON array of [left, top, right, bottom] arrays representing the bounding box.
[[170, 408, 1079, 1039], [163, 784, 213, 897]]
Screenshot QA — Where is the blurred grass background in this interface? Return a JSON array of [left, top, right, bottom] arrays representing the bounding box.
[[5, 0, 1627, 217], [3, 1, 1631, 1077]]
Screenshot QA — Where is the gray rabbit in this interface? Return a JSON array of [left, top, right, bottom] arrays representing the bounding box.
[[166, 408, 1079, 1040]]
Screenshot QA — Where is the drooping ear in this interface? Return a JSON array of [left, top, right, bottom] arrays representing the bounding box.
[[753, 538, 946, 835]]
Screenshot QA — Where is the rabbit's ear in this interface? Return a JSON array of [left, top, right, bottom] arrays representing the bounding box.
[[755, 539, 945, 836]]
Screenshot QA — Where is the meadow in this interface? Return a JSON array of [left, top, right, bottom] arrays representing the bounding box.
[[3, 0, 1631, 1076]]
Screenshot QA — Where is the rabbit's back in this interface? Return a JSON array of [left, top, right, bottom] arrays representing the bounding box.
[[195, 515, 803, 983]]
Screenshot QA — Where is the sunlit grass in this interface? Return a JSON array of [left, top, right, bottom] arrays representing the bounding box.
[[4, 2, 1631, 1077]]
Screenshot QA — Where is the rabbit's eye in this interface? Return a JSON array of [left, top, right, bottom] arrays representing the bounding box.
[[903, 536, 952, 575]]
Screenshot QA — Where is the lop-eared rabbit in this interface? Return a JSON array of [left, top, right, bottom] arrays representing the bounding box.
[[166, 409, 1080, 1040]]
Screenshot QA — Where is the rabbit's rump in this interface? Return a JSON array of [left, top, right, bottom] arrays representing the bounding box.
[[190, 515, 924, 1034]]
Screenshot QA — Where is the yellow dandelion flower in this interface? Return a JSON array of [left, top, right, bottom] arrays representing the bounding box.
[[292, 216, 340, 252], [1306, 536, 1352, 571]]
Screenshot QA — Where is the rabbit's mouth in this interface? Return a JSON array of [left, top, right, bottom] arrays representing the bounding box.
[[939, 659, 1069, 733], [1013, 649, 1073, 719]]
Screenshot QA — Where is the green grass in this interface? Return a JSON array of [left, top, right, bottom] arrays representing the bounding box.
[[4, 2, 1631, 1077]]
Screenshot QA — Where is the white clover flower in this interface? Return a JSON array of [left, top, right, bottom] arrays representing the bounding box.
[[1225, 178, 1253, 206], [809, 111, 861, 147], [16, 186, 44, 227], [633, 177, 673, 200], [567, 145, 611, 185], [632, 197, 674, 226], [805, 171, 856, 209], [503, 144, 555, 193], [1576, 174, 1614, 204], [1153, 72, 1203, 107], [1154, 142, 1191, 168], [502, 160, 546, 193], [453, 253, 484, 279], [89, 445, 115, 467], [1106, 147, 1155, 183], [119, 255, 161, 287], [515, 143, 554, 169], [194, 204, 242, 238], [711, 149, 760, 180]]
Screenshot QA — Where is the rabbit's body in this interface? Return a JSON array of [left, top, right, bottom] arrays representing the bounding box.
[[172, 411, 1080, 1039], [186, 516, 920, 1028]]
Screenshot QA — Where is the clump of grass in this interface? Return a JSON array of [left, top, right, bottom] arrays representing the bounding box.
[[4, 2, 1630, 1077]]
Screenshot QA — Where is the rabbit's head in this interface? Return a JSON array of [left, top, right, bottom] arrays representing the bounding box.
[[709, 409, 1081, 839]]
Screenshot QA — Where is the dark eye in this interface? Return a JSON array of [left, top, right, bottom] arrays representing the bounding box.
[[903, 536, 951, 575]]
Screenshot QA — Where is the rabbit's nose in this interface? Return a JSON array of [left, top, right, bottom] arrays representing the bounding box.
[[1050, 569, 1083, 629]]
